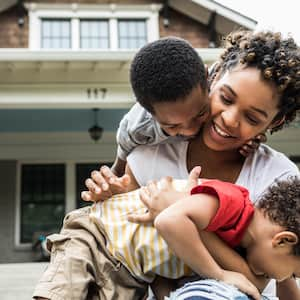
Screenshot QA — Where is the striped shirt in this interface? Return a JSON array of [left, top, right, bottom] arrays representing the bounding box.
[[90, 180, 194, 283]]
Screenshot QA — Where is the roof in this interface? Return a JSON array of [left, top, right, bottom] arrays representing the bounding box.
[[0, 0, 17, 13], [1, 0, 257, 34], [170, 0, 257, 34]]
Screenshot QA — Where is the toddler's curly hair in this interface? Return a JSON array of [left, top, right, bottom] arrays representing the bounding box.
[[257, 177, 300, 255], [216, 30, 300, 133]]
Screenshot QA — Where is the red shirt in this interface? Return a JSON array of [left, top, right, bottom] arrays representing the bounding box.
[[191, 180, 254, 248]]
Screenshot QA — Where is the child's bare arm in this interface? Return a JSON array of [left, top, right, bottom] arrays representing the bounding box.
[[111, 156, 127, 177], [154, 194, 260, 300], [200, 231, 269, 291], [277, 278, 300, 300]]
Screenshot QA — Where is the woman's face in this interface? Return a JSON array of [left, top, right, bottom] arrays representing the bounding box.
[[202, 66, 280, 152]]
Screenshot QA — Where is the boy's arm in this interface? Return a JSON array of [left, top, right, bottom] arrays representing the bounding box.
[[110, 156, 127, 177], [116, 103, 168, 160], [277, 278, 300, 300], [154, 194, 260, 300], [199, 231, 268, 291], [150, 276, 178, 300]]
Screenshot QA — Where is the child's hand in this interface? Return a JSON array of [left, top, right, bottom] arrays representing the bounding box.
[[81, 165, 131, 202], [239, 133, 267, 157], [221, 270, 261, 300], [128, 166, 201, 223]]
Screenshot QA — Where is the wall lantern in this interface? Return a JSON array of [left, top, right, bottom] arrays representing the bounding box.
[[88, 108, 103, 142]]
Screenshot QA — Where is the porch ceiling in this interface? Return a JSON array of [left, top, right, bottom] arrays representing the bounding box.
[[0, 48, 222, 72]]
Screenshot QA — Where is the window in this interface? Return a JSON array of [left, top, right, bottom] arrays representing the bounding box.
[[27, 4, 161, 50], [20, 164, 65, 243], [76, 162, 112, 208], [41, 19, 71, 49], [118, 19, 147, 49], [80, 19, 109, 49]]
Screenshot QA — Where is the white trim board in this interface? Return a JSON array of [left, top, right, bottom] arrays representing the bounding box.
[[26, 3, 161, 50], [0, 131, 118, 161], [0, 84, 134, 109]]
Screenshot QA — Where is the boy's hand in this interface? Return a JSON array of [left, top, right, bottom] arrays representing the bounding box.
[[221, 270, 260, 300], [81, 165, 131, 202], [239, 133, 267, 157], [128, 166, 201, 223]]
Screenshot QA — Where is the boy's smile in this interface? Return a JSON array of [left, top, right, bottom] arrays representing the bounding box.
[[152, 84, 209, 138]]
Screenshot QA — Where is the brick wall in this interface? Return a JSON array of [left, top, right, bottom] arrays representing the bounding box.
[[0, 6, 28, 48], [0, 0, 210, 48], [159, 7, 210, 48]]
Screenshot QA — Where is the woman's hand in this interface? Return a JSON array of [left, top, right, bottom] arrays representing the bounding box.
[[81, 165, 131, 202], [128, 166, 201, 223], [221, 270, 261, 300], [239, 133, 267, 157]]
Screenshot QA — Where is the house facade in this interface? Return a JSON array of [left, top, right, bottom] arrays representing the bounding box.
[[0, 0, 298, 263]]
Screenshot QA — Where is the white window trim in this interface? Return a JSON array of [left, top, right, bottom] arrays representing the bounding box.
[[26, 3, 162, 50], [15, 159, 112, 249], [15, 160, 75, 249]]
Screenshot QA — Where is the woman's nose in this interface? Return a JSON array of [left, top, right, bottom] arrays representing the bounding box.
[[221, 109, 239, 128]]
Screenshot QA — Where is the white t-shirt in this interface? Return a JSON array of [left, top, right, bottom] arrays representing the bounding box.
[[127, 141, 299, 298]]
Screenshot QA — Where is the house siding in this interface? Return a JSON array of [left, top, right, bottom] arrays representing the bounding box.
[[0, 6, 28, 48], [159, 7, 210, 48], [0, 0, 211, 49]]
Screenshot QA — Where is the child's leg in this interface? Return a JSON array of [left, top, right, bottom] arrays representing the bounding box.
[[32, 206, 147, 300]]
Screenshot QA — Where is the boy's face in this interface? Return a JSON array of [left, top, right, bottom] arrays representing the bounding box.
[[152, 85, 209, 138], [246, 235, 300, 282]]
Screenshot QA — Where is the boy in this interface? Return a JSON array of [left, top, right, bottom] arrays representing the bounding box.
[[82, 37, 262, 200], [34, 174, 300, 300], [111, 37, 209, 177]]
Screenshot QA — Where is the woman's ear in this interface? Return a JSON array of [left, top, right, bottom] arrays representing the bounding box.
[[272, 231, 298, 248]]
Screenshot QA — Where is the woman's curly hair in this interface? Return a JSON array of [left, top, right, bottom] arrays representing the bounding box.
[[215, 30, 300, 133], [257, 177, 300, 256]]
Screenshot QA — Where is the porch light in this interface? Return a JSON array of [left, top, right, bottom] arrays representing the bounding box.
[[88, 108, 103, 142]]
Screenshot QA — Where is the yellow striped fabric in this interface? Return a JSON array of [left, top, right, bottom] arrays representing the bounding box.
[[90, 180, 194, 283]]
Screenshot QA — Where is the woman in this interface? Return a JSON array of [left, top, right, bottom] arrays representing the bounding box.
[[84, 30, 300, 300]]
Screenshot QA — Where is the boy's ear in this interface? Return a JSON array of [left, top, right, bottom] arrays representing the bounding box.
[[268, 116, 285, 131], [272, 231, 298, 248]]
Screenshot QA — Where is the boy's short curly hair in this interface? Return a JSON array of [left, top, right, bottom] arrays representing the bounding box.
[[130, 37, 207, 113], [257, 177, 300, 256], [215, 30, 300, 132]]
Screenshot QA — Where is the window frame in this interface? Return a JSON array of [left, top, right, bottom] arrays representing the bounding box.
[[15, 161, 68, 249], [15, 160, 113, 249], [41, 18, 72, 49], [27, 4, 161, 50]]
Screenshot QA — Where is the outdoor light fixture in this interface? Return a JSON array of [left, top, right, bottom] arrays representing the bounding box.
[[88, 108, 103, 142], [162, 0, 170, 27], [17, 0, 26, 28]]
